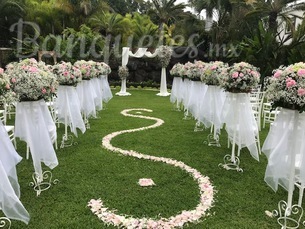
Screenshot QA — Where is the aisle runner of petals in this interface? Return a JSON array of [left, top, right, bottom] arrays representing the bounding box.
[[88, 108, 214, 228]]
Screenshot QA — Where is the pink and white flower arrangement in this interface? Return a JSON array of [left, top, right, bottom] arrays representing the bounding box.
[[53, 61, 82, 86], [6, 59, 58, 102], [184, 61, 206, 81], [265, 62, 305, 112], [74, 60, 96, 80], [170, 63, 184, 78], [0, 68, 14, 102], [118, 66, 129, 79], [95, 62, 111, 76], [157, 45, 173, 68], [88, 108, 215, 228], [138, 178, 155, 187], [220, 62, 260, 93], [201, 61, 228, 86]]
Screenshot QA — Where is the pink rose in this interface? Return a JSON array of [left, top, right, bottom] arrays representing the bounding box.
[[210, 65, 217, 70], [63, 71, 69, 76], [286, 78, 296, 87], [29, 66, 39, 73], [11, 78, 16, 83], [232, 72, 239, 78], [298, 88, 305, 96], [297, 69, 305, 77], [5, 84, 10, 89], [274, 71, 282, 78], [239, 73, 244, 77], [0, 68, 3, 74], [138, 178, 155, 187], [42, 88, 47, 94]]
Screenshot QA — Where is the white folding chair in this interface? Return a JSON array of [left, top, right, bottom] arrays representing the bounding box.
[[262, 102, 280, 128], [46, 96, 59, 127], [0, 110, 17, 149], [250, 91, 265, 131]]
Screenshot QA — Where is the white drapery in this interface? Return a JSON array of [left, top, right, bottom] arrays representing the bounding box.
[[100, 75, 113, 103], [15, 100, 58, 177], [199, 85, 226, 133], [77, 80, 97, 118], [117, 47, 170, 96], [56, 85, 86, 136], [222, 93, 259, 161], [263, 108, 305, 192], [0, 124, 29, 224], [0, 160, 30, 224]]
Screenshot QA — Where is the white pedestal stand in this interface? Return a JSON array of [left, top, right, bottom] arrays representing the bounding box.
[[0, 217, 11, 228], [156, 68, 170, 96], [205, 124, 221, 147], [270, 111, 305, 228], [15, 100, 59, 196], [60, 111, 77, 148], [219, 127, 243, 172], [219, 93, 243, 172], [116, 78, 131, 96]]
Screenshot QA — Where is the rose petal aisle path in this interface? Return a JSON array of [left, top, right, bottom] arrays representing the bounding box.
[[88, 108, 214, 228]]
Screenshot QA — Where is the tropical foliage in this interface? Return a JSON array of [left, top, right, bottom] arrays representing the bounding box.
[[0, 0, 305, 81]]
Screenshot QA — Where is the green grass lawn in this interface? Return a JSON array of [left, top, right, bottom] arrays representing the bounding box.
[[4, 88, 299, 228]]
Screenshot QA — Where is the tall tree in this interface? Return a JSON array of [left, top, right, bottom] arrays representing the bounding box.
[[0, 0, 24, 46], [149, 0, 186, 38], [246, 0, 299, 33]]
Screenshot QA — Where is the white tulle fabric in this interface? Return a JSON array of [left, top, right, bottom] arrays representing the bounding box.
[[0, 160, 30, 224], [222, 93, 259, 161], [182, 78, 191, 110], [100, 75, 113, 103], [199, 86, 226, 132], [170, 77, 183, 104], [92, 78, 103, 110], [15, 100, 58, 177], [188, 81, 208, 120], [263, 108, 305, 192], [0, 121, 22, 197], [77, 80, 97, 118], [56, 86, 86, 136]]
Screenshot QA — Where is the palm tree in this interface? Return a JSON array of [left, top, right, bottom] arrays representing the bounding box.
[[246, 0, 299, 33], [149, 0, 186, 37], [0, 0, 24, 46], [90, 12, 131, 63]]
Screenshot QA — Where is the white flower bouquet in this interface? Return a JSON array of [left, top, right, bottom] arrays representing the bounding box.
[[157, 45, 172, 68], [169, 63, 184, 77], [185, 61, 206, 81], [95, 62, 111, 76], [6, 59, 58, 102], [118, 66, 129, 79], [220, 62, 260, 93], [265, 62, 305, 112], [74, 60, 96, 80], [0, 68, 14, 102], [53, 61, 82, 86], [201, 61, 228, 86]]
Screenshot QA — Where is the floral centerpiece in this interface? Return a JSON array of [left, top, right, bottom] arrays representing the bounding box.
[[169, 63, 184, 78], [185, 61, 206, 81], [220, 61, 260, 93], [201, 61, 228, 86], [157, 45, 172, 68], [180, 62, 194, 79], [0, 68, 14, 103], [95, 62, 111, 76], [265, 62, 305, 112], [53, 61, 82, 86], [6, 58, 58, 102], [74, 60, 96, 80], [118, 66, 129, 79]]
